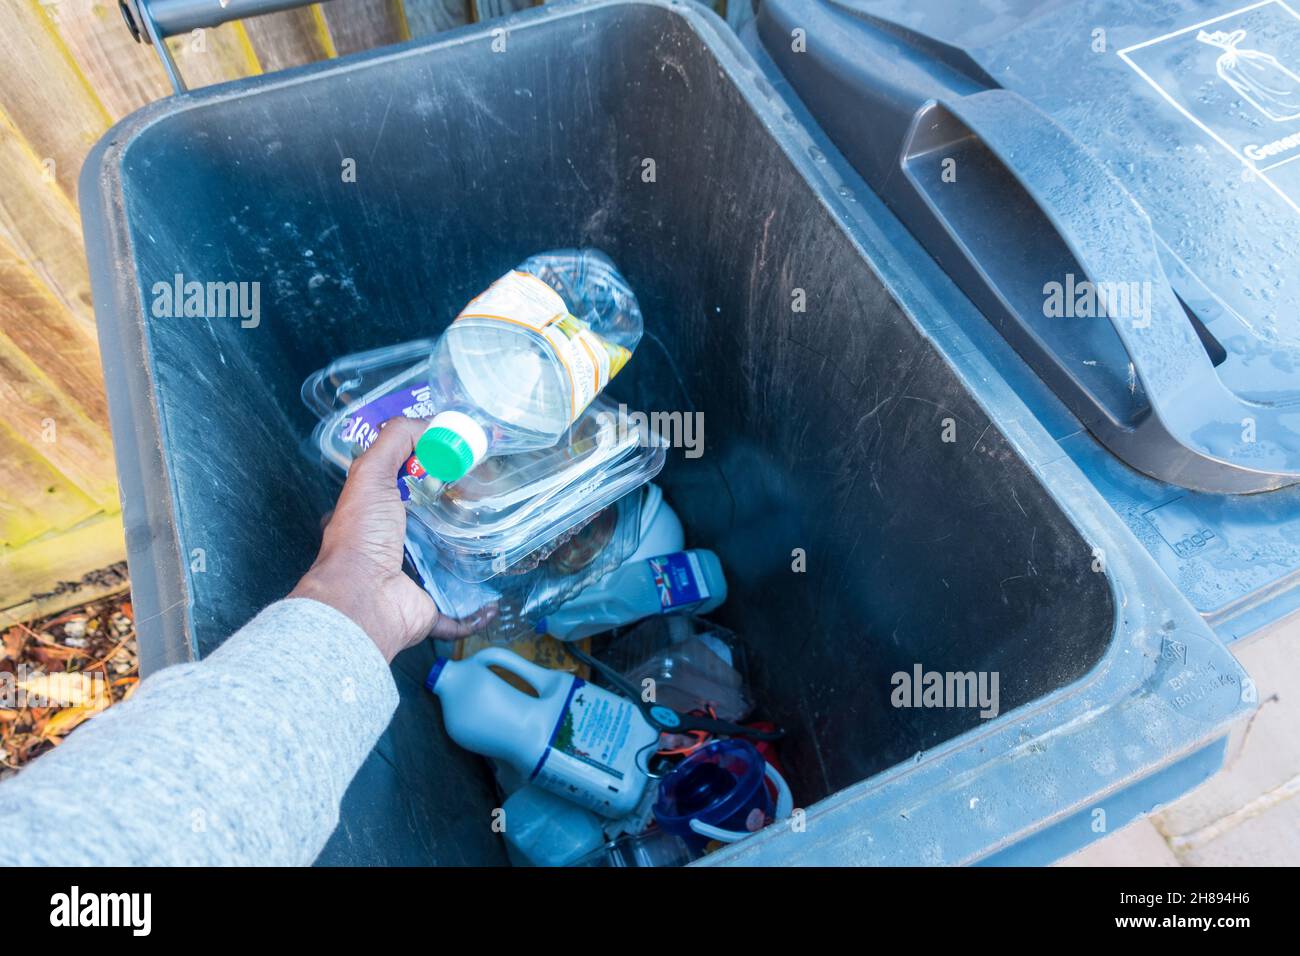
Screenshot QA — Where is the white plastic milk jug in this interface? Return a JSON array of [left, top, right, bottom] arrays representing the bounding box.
[[426, 647, 658, 818]]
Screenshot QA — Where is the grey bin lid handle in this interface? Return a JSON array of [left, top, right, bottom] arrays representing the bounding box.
[[119, 0, 333, 92], [896, 89, 1300, 494]]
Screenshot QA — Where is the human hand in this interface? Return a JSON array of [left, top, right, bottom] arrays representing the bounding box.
[[290, 416, 489, 662]]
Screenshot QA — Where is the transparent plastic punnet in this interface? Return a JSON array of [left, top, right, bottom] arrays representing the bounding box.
[[413, 487, 646, 645], [301, 336, 667, 582]]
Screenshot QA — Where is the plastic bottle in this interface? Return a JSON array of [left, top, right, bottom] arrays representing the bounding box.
[[628, 484, 685, 561], [415, 250, 643, 482], [426, 647, 658, 818], [537, 549, 727, 642], [506, 486, 686, 642]]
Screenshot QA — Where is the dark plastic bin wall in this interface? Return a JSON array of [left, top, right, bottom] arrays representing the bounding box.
[[117, 3, 1112, 812]]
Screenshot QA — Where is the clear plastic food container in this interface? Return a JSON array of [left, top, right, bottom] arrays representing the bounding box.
[[301, 337, 666, 581], [415, 486, 646, 645]]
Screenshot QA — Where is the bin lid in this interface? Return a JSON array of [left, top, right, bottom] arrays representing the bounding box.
[[759, 0, 1300, 493]]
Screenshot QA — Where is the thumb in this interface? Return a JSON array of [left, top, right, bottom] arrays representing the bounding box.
[[349, 417, 427, 488]]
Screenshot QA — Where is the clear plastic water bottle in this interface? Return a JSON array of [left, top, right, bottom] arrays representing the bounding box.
[[415, 250, 643, 483]]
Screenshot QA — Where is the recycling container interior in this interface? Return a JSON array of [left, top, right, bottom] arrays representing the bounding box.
[[84, 0, 1115, 864]]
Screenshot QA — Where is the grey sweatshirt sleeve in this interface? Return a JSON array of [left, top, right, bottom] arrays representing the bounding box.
[[0, 598, 398, 866]]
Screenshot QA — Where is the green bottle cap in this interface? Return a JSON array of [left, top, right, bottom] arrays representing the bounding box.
[[415, 427, 476, 482]]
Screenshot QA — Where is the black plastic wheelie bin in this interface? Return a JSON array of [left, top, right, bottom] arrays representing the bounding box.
[[80, 0, 1252, 865]]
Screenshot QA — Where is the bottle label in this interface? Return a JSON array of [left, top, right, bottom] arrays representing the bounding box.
[[459, 270, 569, 331], [647, 552, 710, 611], [531, 678, 647, 816], [339, 385, 435, 500], [456, 271, 631, 423], [340, 384, 435, 449]]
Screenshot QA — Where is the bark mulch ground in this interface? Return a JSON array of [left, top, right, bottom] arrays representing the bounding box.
[[0, 590, 138, 780]]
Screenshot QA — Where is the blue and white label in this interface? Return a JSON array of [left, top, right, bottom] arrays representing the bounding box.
[[531, 678, 656, 817], [647, 551, 709, 611]]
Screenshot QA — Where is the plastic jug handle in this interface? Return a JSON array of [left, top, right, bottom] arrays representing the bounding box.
[[687, 763, 795, 844], [469, 646, 566, 698]]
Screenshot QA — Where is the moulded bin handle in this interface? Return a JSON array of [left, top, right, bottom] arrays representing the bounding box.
[[898, 89, 1300, 493]]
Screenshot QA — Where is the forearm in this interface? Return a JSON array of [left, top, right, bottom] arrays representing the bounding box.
[[0, 599, 398, 866]]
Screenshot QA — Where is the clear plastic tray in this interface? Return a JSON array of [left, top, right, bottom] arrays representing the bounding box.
[[416, 487, 645, 645], [301, 338, 666, 582], [301, 338, 440, 421]]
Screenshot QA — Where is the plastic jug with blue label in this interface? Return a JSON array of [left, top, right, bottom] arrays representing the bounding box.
[[426, 647, 658, 818], [537, 549, 727, 642]]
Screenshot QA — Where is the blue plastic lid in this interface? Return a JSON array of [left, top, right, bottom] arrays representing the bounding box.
[[653, 739, 767, 836], [425, 657, 451, 693]]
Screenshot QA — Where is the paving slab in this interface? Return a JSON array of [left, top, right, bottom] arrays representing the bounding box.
[[1176, 789, 1300, 867], [1154, 620, 1300, 837], [1058, 817, 1180, 867]]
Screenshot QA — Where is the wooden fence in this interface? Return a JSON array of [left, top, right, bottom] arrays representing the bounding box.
[[0, 0, 529, 623]]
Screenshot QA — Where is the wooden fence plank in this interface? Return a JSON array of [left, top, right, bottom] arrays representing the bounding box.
[[0, 421, 100, 549], [45, 2, 281, 113], [243, 7, 337, 73], [0, 108, 95, 328], [321, 0, 410, 56], [162, 24, 263, 90], [0, 250, 109, 432], [0, 249, 116, 522], [43, 0, 172, 121], [0, 257, 105, 455], [0, 331, 117, 510], [0, 513, 126, 626], [0, 0, 111, 203]]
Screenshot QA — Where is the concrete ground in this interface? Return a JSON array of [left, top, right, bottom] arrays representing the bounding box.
[[1060, 618, 1300, 867]]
